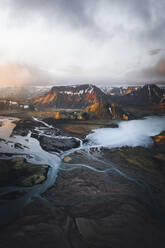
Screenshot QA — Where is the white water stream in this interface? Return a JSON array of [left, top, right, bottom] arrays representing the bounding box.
[[87, 116, 165, 148]]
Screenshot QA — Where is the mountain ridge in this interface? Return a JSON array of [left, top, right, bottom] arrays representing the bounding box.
[[34, 84, 109, 108], [110, 84, 165, 106]]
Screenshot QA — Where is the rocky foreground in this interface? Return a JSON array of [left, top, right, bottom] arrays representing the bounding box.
[[0, 118, 165, 248], [0, 157, 48, 188]]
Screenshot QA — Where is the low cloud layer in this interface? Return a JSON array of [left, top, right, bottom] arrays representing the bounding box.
[[148, 49, 164, 56], [0, 63, 53, 86], [127, 57, 165, 81], [0, 0, 165, 85]]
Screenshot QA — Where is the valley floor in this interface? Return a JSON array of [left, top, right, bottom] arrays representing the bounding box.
[[0, 112, 165, 248]]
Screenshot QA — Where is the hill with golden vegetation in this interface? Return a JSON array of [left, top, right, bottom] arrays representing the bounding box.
[[82, 102, 131, 120], [53, 102, 134, 121]]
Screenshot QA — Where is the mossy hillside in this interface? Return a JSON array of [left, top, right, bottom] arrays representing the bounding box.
[[0, 157, 49, 187], [112, 146, 165, 173]]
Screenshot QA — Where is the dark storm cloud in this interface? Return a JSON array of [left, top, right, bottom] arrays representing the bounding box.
[[119, 0, 165, 40], [1, 0, 165, 83], [8, 0, 152, 22], [5, 0, 165, 45], [7, 0, 97, 30], [149, 49, 164, 56], [115, 0, 152, 22]]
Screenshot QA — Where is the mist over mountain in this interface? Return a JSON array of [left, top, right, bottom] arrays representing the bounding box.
[[0, 85, 51, 99]]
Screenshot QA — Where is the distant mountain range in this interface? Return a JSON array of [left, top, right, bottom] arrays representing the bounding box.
[[0, 83, 165, 110], [34, 84, 165, 108], [101, 86, 140, 96], [111, 84, 165, 106]]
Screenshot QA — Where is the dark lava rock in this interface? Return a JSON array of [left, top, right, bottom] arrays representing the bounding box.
[[0, 190, 27, 205], [43, 147, 165, 248], [108, 123, 119, 128], [12, 119, 39, 136], [1, 123, 165, 247], [0, 157, 49, 187], [14, 143, 24, 149], [1, 147, 165, 247], [0, 199, 88, 248], [1, 190, 26, 200], [39, 136, 80, 153], [12, 118, 61, 137], [42, 118, 58, 127]]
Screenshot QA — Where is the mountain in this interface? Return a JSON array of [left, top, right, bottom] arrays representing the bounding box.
[[132, 84, 164, 105], [1, 83, 164, 110], [34, 84, 108, 109], [100, 86, 140, 96], [111, 84, 165, 106]]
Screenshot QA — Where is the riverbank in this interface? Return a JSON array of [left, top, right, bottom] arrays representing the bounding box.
[[1, 144, 165, 248], [0, 115, 165, 248]]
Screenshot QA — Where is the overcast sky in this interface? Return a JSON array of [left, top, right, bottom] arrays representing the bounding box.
[[0, 0, 165, 86]]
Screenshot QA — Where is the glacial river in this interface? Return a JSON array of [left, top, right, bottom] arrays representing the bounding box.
[[0, 115, 165, 226], [0, 116, 61, 226]]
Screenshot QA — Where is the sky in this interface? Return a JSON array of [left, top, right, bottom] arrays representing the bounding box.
[[0, 0, 165, 86]]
